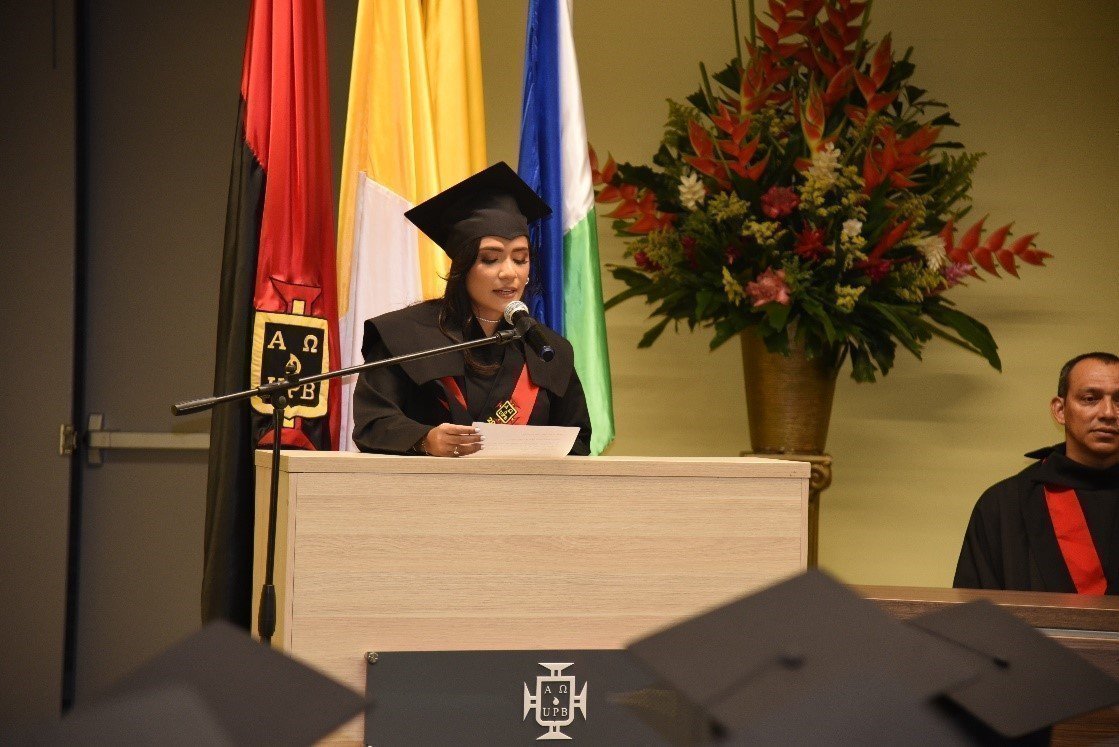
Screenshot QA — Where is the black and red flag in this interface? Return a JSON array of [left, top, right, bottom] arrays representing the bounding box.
[[203, 0, 339, 626]]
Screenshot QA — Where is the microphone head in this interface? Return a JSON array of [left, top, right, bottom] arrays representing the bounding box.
[[502, 300, 530, 324]]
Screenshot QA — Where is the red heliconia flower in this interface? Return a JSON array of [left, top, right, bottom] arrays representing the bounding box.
[[853, 34, 898, 114], [862, 126, 935, 193], [603, 184, 641, 217], [683, 120, 732, 189], [761, 186, 800, 218], [824, 0, 865, 48], [939, 217, 1050, 278], [822, 64, 855, 109], [740, 43, 792, 112], [588, 146, 617, 186], [794, 224, 830, 260], [755, 1, 805, 60], [865, 218, 912, 262], [710, 102, 751, 140], [799, 82, 830, 154]]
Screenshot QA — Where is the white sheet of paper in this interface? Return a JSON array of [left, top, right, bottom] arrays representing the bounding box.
[[462, 422, 579, 458]]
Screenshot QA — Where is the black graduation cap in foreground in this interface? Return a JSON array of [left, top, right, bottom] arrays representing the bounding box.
[[726, 670, 983, 746], [909, 600, 1119, 739], [624, 570, 998, 744], [18, 621, 366, 746], [404, 161, 551, 259], [17, 685, 234, 746]]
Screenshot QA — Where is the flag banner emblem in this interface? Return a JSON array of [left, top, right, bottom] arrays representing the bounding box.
[[250, 310, 330, 418]]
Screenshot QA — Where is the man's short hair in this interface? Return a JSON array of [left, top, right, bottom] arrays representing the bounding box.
[[1057, 352, 1119, 397]]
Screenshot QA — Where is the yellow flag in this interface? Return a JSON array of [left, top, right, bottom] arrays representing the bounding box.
[[424, 0, 487, 187], [335, 0, 487, 451]]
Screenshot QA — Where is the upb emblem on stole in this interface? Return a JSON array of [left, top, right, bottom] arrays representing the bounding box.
[[523, 662, 587, 740], [249, 305, 329, 419]]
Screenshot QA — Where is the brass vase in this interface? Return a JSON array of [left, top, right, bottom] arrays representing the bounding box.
[[739, 328, 839, 454]]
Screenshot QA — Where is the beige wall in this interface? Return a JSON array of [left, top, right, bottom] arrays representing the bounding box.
[[478, 0, 1119, 587]]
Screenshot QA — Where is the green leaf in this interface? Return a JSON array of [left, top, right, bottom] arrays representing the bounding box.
[[695, 289, 716, 319], [868, 336, 897, 376], [800, 297, 838, 346], [904, 85, 927, 103], [609, 266, 651, 284], [637, 317, 672, 348], [870, 302, 923, 359], [651, 143, 676, 169], [685, 90, 709, 112], [849, 345, 877, 382], [925, 304, 1002, 371], [711, 60, 742, 91], [709, 318, 741, 349], [604, 285, 650, 310], [930, 112, 960, 127], [762, 301, 791, 330]]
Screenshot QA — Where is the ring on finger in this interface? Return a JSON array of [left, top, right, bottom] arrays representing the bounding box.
[[453, 446, 460, 457]]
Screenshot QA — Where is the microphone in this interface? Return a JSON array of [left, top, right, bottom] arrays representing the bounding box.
[[503, 301, 555, 362]]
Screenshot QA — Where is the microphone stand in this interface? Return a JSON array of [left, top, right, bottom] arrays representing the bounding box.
[[172, 328, 521, 646]]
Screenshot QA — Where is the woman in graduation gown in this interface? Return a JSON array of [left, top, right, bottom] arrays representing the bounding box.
[[351, 162, 592, 457]]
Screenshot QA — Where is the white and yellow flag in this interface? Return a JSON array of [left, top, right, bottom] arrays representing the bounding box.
[[336, 0, 486, 450]]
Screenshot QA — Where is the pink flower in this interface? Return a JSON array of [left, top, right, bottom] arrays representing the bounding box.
[[634, 250, 661, 271], [746, 268, 791, 307], [943, 261, 973, 288], [794, 225, 829, 261], [761, 186, 800, 219]]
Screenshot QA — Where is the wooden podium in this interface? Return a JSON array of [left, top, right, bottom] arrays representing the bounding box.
[[252, 452, 809, 743]]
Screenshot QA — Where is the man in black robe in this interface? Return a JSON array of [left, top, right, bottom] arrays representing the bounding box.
[[953, 352, 1119, 594]]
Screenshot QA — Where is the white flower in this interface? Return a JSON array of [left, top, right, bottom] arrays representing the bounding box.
[[806, 143, 842, 185], [678, 171, 706, 210], [841, 219, 863, 240], [912, 234, 948, 271]]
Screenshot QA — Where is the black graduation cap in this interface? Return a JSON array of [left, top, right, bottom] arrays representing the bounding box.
[[908, 600, 1119, 738], [626, 570, 987, 739], [17, 685, 234, 746], [20, 621, 367, 746], [404, 161, 552, 258], [727, 671, 983, 746]]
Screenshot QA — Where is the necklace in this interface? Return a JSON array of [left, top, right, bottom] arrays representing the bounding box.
[[474, 314, 501, 324]]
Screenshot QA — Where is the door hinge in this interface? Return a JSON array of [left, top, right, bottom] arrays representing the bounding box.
[[59, 423, 78, 456]]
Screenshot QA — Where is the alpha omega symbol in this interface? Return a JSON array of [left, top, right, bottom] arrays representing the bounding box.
[[250, 284, 330, 422], [523, 662, 588, 740]]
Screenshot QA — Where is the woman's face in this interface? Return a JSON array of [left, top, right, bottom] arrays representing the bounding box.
[[466, 235, 530, 322]]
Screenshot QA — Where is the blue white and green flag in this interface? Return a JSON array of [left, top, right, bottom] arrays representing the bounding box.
[[518, 0, 614, 454]]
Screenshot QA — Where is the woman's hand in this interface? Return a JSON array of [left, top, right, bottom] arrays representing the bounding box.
[[421, 424, 484, 457]]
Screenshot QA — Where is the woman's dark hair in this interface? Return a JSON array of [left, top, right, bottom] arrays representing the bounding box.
[[437, 236, 539, 375]]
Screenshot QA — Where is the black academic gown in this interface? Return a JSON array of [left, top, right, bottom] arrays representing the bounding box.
[[953, 444, 1119, 594], [352, 301, 592, 455]]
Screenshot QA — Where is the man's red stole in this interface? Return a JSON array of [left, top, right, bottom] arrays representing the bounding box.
[[1044, 485, 1108, 595], [440, 365, 540, 425]]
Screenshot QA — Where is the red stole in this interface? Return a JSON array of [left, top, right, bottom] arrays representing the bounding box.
[[439, 364, 539, 425], [1043, 485, 1108, 595]]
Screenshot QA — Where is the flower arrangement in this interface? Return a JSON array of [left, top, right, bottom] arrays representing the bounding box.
[[592, 0, 1049, 381]]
